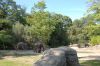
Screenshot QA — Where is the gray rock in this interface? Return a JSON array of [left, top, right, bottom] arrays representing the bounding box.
[[33, 46, 80, 66], [16, 42, 28, 50]]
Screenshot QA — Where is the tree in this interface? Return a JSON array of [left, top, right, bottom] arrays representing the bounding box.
[[22, 25, 35, 48], [27, 10, 72, 47], [27, 11, 56, 44], [85, 0, 100, 38], [0, 0, 26, 49], [32, 0, 46, 12], [68, 19, 83, 44], [12, 22, 24, 42], [0, 30, 15, 50], [87, 0, 100, 21], [48, 23, 70, 48], [0, 0, 26, 24], [48, 14, 72, 47]]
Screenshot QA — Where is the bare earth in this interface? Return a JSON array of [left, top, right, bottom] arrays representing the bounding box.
[[71, 47, 100, 60], [0, 47, 100, 65]]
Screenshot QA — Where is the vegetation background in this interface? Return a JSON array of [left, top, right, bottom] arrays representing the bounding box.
[[0, 0, 100, 66], [0, 0, 100, 50]]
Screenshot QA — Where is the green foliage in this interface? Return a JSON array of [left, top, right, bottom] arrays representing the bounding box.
[[92, 25, 100, 35], [0, 0, 27, 50], [80, 60, 100, 66], [27, 11, 55, 43], [22, 25, 35, 45], [86, 24, 100, 46], [1, 0, 100, 49], [0, 60, 31, 66], [68, 19, 84, 44], [69, 13, 100, 46], [0, 0, 73, 49], [27, 10, 72, 47], [34, 1, 46, 11], [83, 24, 100, 36], [12, 22, 24, 42], [12, 22, 35, 48], [0, 30, 15, 49], [48, 14, 72, 47], [0, 0, 26, 24], [90, 36, 100, 46], [0, 19, 11, 30], [87, 0, 100, 21], [48, 22, 70, 47]]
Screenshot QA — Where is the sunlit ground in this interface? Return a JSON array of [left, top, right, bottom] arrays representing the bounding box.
[[0, 55, 42, 66], [0, 57, 100, 66], [0, 48, 100, 66]]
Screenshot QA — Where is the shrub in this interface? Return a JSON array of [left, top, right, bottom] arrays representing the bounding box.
[[90, 36, 100, 46]]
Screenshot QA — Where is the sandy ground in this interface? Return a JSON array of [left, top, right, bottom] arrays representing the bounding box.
[[71, 47, 100, 60], [0, 47, 100, 64]]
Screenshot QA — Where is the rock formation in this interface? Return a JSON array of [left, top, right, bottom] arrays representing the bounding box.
[[33, 46, 80, 66]]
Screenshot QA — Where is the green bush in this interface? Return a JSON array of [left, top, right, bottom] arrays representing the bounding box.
[[90, 36, 100, 46], [0, 30, 15, 50]]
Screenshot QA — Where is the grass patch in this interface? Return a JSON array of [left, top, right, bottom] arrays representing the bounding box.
[[0, 60, 31, 66], [78, 51, 92, 53], [80, 60, 100, 66], [0, 54, 100, 66], [0, 54, 42, 66]]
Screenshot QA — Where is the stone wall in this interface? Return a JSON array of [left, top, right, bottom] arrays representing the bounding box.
[[33, 46, 80, 66]]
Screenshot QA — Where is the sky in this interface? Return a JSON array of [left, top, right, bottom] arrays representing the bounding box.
[[15, 0, 88, 20]]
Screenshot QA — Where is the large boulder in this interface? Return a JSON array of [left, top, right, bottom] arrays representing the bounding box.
[[33, 46, 80, 66], [16, 42, 28, 50]]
